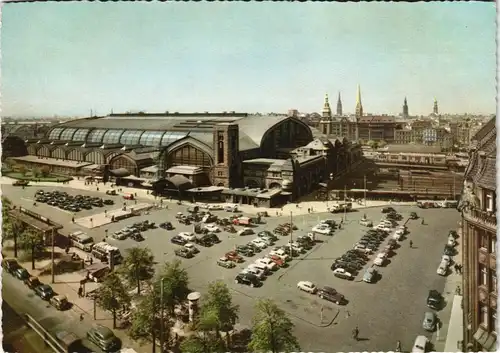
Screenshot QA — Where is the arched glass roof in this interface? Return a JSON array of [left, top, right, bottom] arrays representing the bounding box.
[[119, 130, 145, 145], [87, 129, 108, 144], [161, 132, 188, 146], [139, 131, 165, 146], [102, 129, 125, 144], [72, 128, 90, 141], [48, 127, 65, 140], [59, 128, 78, 140]]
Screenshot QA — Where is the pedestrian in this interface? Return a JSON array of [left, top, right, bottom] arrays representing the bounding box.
[[421, 218, 425, 225], [459, 264, 463, 274], [97, 187, 99, 191], [396, 340, 402, 352], [409, 240, 413, 248], [72, 216, 75, 223], [80, 313, 84, 321], [352, 326, 359, 341], [90, 257, 93, 265]]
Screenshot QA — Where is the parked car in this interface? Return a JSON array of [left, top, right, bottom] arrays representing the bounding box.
[[238, 228, 254, 236], [311, 225, 332, 234], [360, 219, 373, 227], [409, 212, 418, 219], [382, 207, 395, 213], [204, 224, 220, 233], [297, 281, 317, 294], [373, 253, 387, 266], [225, 251, 244, 263], [362, 268, 377, 283], [447, 237, 457, 247], [236, 245, 255, 257], [34, 284, 55, 300], [267, 255, 285, 267], [251, 238, 268, 249], [175, 248, 194, 258], [105, 190, 117, 196], [243, 267, 266, 279], [427, 290, 443, 310], [412, 335, 428, 353], [255, 258, 278, 271], [2, 258, 21, 275], [257, 231, 277, 241], [178, 232, 196, 242], [318, 286, 344, 304], [217, 257, 236, 269], [436, 261, 448, 276], [234, 273, 261, 287], [15, 268, 30, 281], [422, 311, 437, 331], [50, 294, 70, 311], [159, 222, 174, 230], [184, 243, 200, 254], [268, 249, 290, 261], [87, 324, 120, 352], [443, 245, 455, 256], [25, 276, 41, 289]]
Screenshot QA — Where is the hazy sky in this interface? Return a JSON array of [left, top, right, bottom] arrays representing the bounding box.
[[1, 2, 496, 117]]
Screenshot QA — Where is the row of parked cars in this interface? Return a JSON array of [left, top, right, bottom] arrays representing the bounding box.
[[2, 258, 69, 310], [437, 230, 459, 276], [112, 220, 157, 241], [35, 190, 114, 212]]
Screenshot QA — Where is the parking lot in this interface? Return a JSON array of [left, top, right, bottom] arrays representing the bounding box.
[[3, 184, 461, 352]]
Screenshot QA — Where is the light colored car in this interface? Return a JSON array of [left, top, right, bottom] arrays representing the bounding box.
[[287, 242, 304, 253], [112, 231, 127, 240], [184, 243, 199, 254], [379, 220, 394, 227], [203, 224, 220, 233], [260, 236, 275, 246], [422, 311, 437, 331], [255, 258, 277, 271], [447, 237, 457, 247], [397, 225, 408, 234], [392, 231, 404, 241], [373, 253, 386, 266], [437, 261, 448, 276], [353, 243, 374, 253], [360, 219, 373, 227], [374, 225, 391, 233], [311, 225, 332, 234], [441, 255, 452, 265], [297, 281, 317, 294], [243, 267, 265, 279], [412, 335, 428, 353], [195, 202, 209, 209], [238, 228, 254, 236], [363, 268, 377, 283], [332, 268, 353, 279], [251, 238, 268, 249], [207, 204, 223, 210], [269, 249, 290, 261], [179, 232, 196, 241], [249, 262, 270, 274]]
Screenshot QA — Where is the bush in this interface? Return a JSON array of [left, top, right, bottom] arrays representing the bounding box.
[[40, 166, 50, 177]]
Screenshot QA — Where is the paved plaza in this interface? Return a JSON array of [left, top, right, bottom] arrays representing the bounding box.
[[2, 181, 462, 352]]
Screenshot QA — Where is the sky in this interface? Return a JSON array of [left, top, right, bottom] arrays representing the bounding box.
[[1, 2, 496, 117]]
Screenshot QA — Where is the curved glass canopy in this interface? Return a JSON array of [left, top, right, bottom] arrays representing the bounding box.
[[87, 129, 108, 144], [161, 132, 188, 146], [59, 128, 78, 140], [119, 130, 144, 146], [139, 131, 165, 146], [102, 129, 125, 144], [48, 127, 65, 140], [72, 128, 90, 141]]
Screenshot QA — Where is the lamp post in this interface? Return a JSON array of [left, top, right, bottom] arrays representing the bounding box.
[[289, 211, 293, 258], [160, 277, 165, 353], [343, 185, 347, 221], [364, 174, 367, 206]]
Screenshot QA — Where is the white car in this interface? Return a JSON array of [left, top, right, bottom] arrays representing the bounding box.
[[392, 231, 404, 241], [255, 258, 277, 271], [375, 225, 391, 233], [447, 237, 457, 247], [238, 228, 254, 236], [269, 249, 290, 261], [184, 243, 199, 254], [195, 202, 209, 209], [207, 204, 223, 210], [353, 243, 374, 254], [311, 225, 331, 234], [179, 232, 196, 241], [297, 281, 317, 294], [287, 242, 304, 253], [332, 268, 353, 279], [249, 262, 270, 274], [360, 219, 373, 227], [380, 220, 394, 227], [373, 253, 387, 266], [251, 238, 268, 249], [203, 224, 220, 233], [437, 261, 448, 276], [412, 335, 428, 353], [397, 225, 408, 234], [260, 236, 275, 246], [441, 255, 452, 265], [243, 267, 266, 279], [112, 231, 128, 240]]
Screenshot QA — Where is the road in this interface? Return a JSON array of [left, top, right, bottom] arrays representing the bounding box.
[[2, 184, 461, 352]]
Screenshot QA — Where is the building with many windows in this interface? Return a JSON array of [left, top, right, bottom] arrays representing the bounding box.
[[458, 117, 496, 352]]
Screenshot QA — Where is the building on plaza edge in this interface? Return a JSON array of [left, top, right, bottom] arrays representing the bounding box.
[[12, 112, 362, 206], [457, 117, 496, 352]]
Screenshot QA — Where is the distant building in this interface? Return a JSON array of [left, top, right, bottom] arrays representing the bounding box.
[[402, 97, 409, 119]]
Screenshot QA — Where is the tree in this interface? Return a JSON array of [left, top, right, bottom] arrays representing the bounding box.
[[156, 260, 190, 315], [120, 247, 155, 294], [17, 165, 27, 176], [199, 280, 239, 348], [180, 336, 206, 353], [248, 299, 300, 353], [378, 140, 387, 148], [40, 165, 50, 177], [1, 197, 23, 257], [32, 168, 41, 178], [18, 230, 45, 269], [97, 273, 131, 329]]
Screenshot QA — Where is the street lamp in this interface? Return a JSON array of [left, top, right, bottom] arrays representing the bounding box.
[[160, 277, 165, 353]]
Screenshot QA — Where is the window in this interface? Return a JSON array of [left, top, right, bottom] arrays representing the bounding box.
[[217, 132, 225, 164], [480, 231, 488, 250], [218, 171, 223, 177], [119, 130, 144, 146], [480, 265, 488, 286], [102, 130, 124, 144], [72, 129, 90, 141], [492, 310, 497, 333], [480, 305, 489, 327], [59, 128, 78, 140], [491, 237, 497, 254], [490, 270, 497, 293], [486, 192, 494, 212], [48, 128, 64, 140], [160, 132, 188, 146], [139, 131, 165, 146], [87, 129, 108, 144]]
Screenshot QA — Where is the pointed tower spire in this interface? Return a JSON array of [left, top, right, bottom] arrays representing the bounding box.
[[322, 93, 332, 120], [403, 97, 409, 119], [355, 85, 363, 118], [336, 92, 343, 116], [433, 98, 439, 115]]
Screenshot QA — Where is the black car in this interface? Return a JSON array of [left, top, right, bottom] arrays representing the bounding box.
[[427, 290, 443, 310], [34, 284, 55, 300], [234, 273, 261, 287], [171, 236, 187, 245], [179, 218, 191, 225], [103, 199, 114, 205], [257, 231, 277, 240], [160, 222, 174, 230], [318, 286, 345, 305], [15, 268, 30, 281], [382, 207, 395, 213], [2, 259, 21, 275], [449, 230, 458, 239], [236, 245, 255, 257], [130, 233, 145, 242], [331, 262, 358, 273], [196, 235, 214, 247], [175, 248, 194, 258], [444, 245, 455, 256], [246, 243, 262, 253]]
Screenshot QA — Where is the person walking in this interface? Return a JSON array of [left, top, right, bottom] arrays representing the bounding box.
[[421, 218, 425, 225], [396, 340, 402, 352], [80, 313, 84, 321], [78, 286, 83, 298], [352, 326, 359, 341], [409, 240, 413, 248]]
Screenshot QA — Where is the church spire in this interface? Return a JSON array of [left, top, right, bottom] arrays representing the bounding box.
[[355, 84, 363, 118], [433, 97, 439, 115], [403, 97, 409, 119], [336, 92, 342, 116], [322, 93, 332, 119]]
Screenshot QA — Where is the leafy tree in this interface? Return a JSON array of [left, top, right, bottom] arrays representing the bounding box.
[[97, 273, 131, 329], [120, 247, 155, 294], [248, 299, 300, 353], [179, 335, 206, 353], [1, 198, 23, 257], [199, 280, 239, 348], [156, 260, 190, 315], [378, 140, 387, 148], [18, 230, 45, 270], [17, 165, 27, 176], [40, 165, 50, 177], [32, 168, 41, 178]]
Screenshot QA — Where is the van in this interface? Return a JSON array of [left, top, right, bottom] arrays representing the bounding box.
[[91, 242, 122, 264], [224, 204, 238, 212], [50, 294, 70, 311], [55, 331, 81, 353], [412, 335, 428, 352], [69, 231, 94, 252]]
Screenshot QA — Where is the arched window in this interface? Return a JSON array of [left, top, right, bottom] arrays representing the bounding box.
[[48, 128, 64, 140], [59, 128, 78, 141], [85, 151, 105, 165], [139, 131, 165, 146], [67, 149, 84, 161], [102, 130, 125, 144], [120, 130, 144, 146], [109, 155, 138, 175], [106, 151, 122, 163], [72, 129, 90, 141], [51, 147, 66, 159], [168, 144, 212, 168], [87, 129, 108, 144], [37, 145, 51, 157]]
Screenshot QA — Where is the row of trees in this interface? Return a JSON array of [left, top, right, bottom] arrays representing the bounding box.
[[358, 139, 387, 149], [2, 160, 51, 178], [96, 245, 300, 353]]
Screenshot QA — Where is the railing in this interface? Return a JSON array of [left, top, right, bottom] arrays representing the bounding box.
[[463, 208, 497, 227], [23, 313, 67, 353]]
